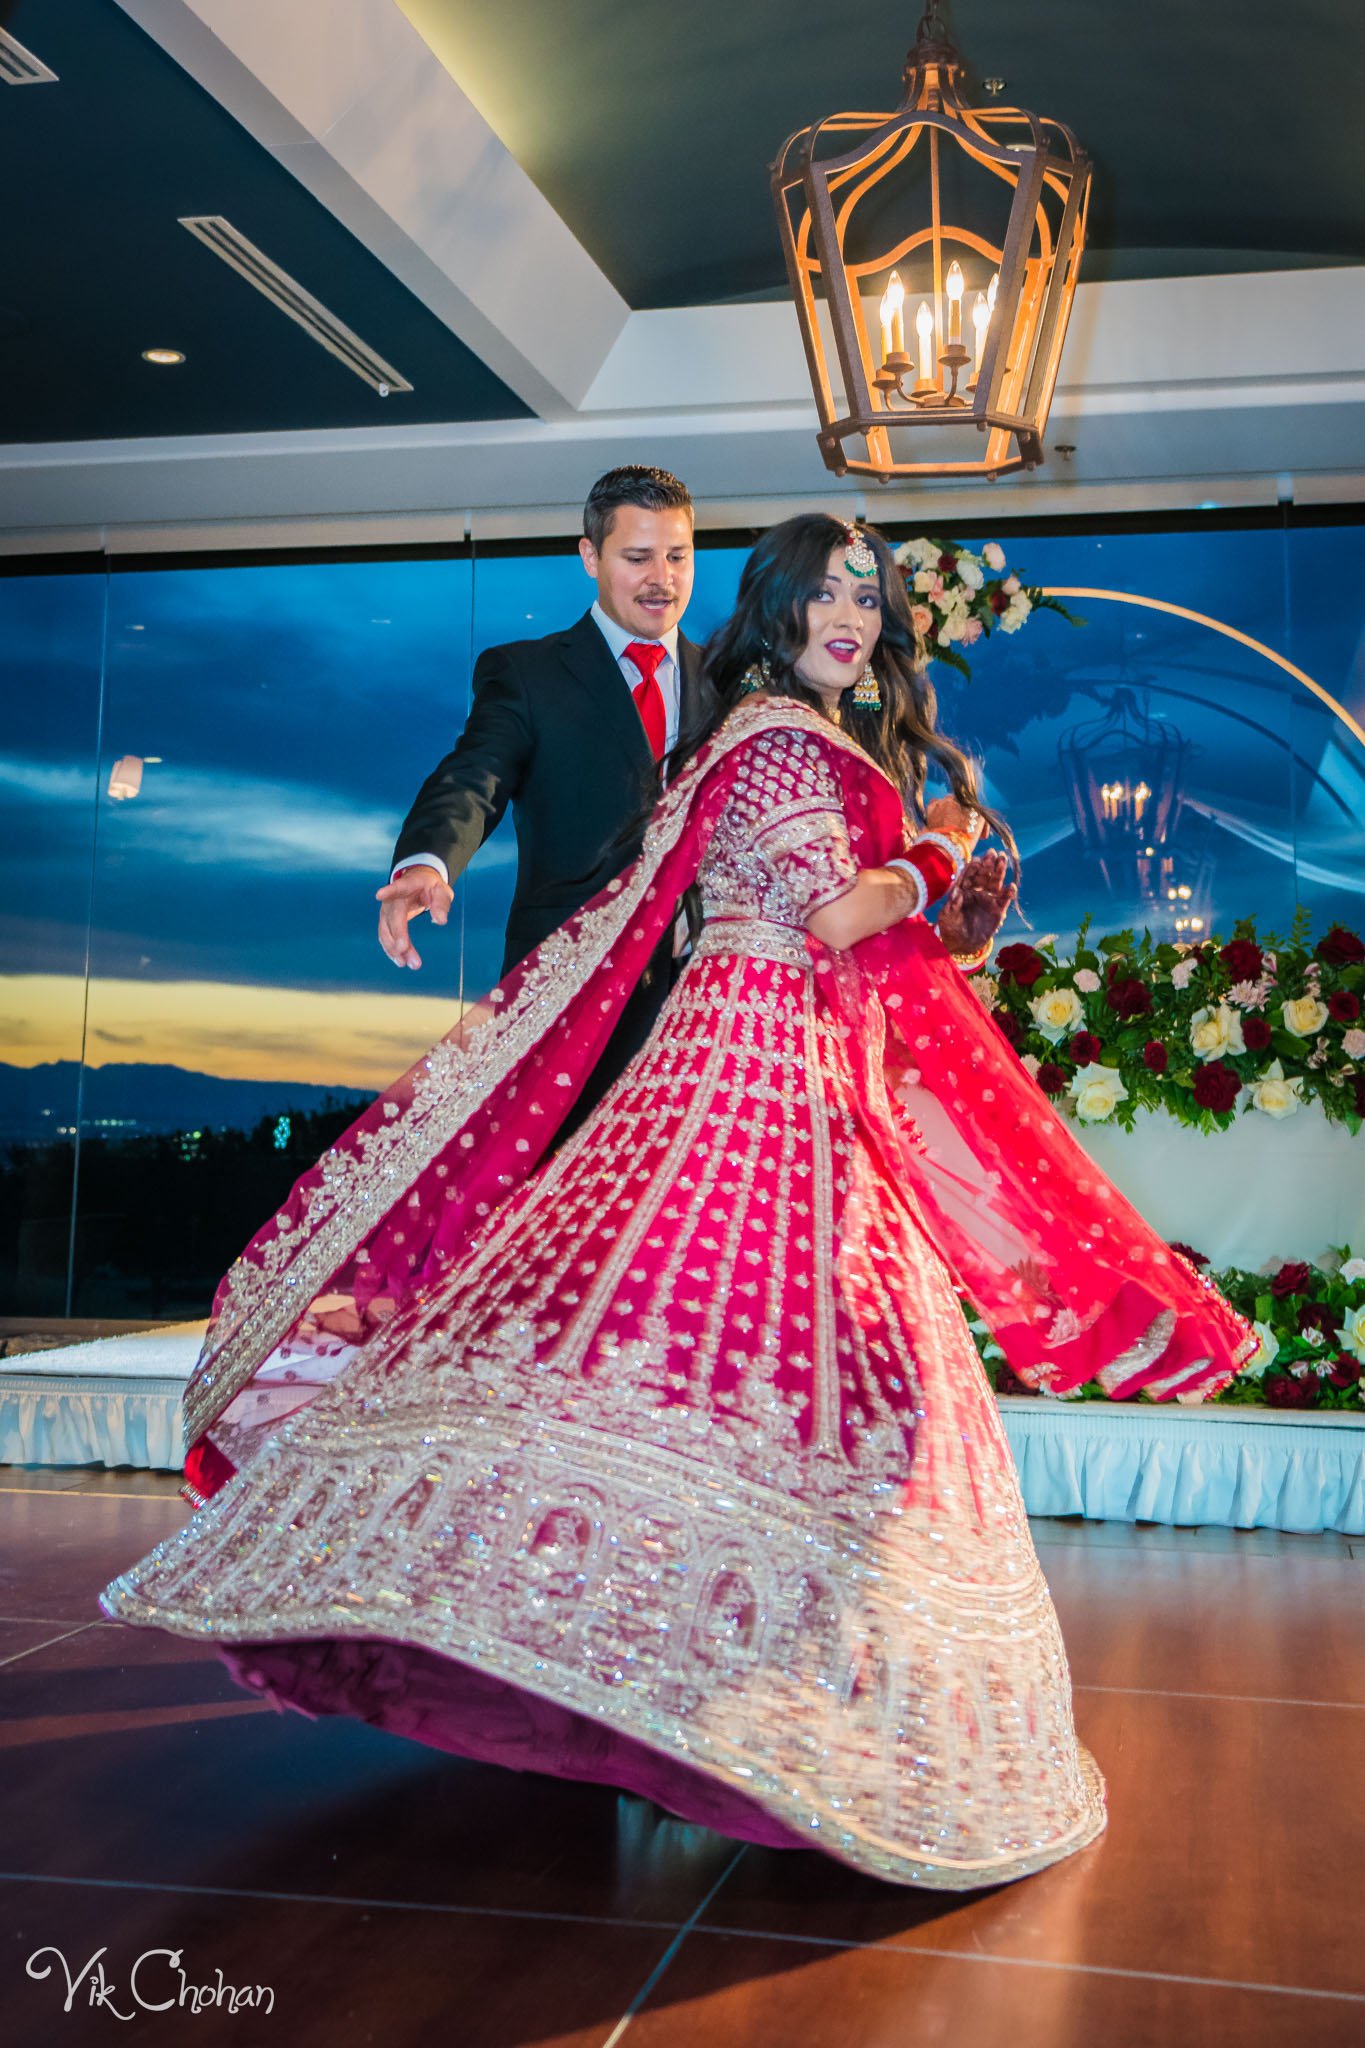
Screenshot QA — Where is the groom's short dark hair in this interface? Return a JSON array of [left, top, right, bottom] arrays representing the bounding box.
[[583, 466, 693, 552]]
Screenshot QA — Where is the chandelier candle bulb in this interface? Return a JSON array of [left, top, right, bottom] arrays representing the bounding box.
[[915, 299, 936, 390], [946, 261, 965, 344], [972, 291, 990, 357], [880, 270, 907, 360]]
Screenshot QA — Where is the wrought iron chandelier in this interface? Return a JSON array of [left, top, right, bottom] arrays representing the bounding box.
[[1058, 688, 1190, 906], [772, 1, 1091, 482]]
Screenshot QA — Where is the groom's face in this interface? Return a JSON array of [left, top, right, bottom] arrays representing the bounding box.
[[580, 505, 694, 641]]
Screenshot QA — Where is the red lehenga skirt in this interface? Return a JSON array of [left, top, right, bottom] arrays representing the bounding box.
[[102, 702, 1249, 1887], [104, 931, 1105, 1885]]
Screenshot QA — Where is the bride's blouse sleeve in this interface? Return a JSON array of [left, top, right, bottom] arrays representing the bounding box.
[[733, 728, 860, 918]]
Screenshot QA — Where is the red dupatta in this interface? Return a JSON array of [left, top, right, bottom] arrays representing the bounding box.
[[183, 701, 1251, 1501]]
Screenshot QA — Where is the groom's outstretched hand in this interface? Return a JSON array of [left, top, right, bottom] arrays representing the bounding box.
[[937, 850, 1015, 957], [375, 865, 454, 970]]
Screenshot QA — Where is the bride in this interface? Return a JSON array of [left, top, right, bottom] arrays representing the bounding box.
[[103, 514, 1251, 1888]]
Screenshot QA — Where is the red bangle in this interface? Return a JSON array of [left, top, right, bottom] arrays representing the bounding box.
[[900, 840, 957, 907]]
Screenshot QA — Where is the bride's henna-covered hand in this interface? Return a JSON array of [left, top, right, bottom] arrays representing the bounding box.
[[937, 850, 1015, 955]]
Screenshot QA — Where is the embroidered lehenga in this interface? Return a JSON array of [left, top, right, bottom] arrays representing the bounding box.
[[103, 701, 1251, 1888]]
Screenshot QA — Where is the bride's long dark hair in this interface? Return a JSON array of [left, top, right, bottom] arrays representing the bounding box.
[[669, 512, 1016, 868]]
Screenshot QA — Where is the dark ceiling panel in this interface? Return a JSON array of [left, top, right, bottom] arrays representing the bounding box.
[[0, 0, 530, 443], [405, 0, 1365, 306]]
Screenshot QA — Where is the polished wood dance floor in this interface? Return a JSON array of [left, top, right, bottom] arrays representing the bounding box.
[[2, 1468, 1361, 2047]]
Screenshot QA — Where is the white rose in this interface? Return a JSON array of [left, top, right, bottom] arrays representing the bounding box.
[[983, 542, 1006, 571], [1247, 1059, 1303, 1119], [958, 557, 985, 590], [1170, 957, 1198, 990], [1000, 593, 1032, 633], [1189, 1003, 1246, 1062], [1282, 994, 1329, 1037], [1337, 1304, 1365, 1364], [1070, 1062, 1128, 1123], [1073, 968, 1101, 994], [1338, 1256, 1365, 1284], [1029, 986, 1085, 1042], [1241, 1320, 1280, 1379]]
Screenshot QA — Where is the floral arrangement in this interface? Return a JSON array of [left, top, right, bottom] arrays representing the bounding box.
[[893, 535, 1079, 678], [977, 913, 1365, 1134], [972, 1248, 1365, 1412]]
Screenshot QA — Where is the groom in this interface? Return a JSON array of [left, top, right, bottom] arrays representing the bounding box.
[[377, 465, 707, 1095]]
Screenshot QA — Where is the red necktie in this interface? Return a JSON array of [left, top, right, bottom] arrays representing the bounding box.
[[623, 641, 668, 763]]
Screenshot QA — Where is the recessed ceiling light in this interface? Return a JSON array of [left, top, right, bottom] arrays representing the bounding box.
[[142, 348, 186, 366]]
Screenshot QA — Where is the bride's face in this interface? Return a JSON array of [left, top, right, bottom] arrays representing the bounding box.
[[793, 545, 885, 704]]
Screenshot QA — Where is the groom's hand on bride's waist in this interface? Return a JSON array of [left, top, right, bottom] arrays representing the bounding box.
[[375, 864, 454, 970]]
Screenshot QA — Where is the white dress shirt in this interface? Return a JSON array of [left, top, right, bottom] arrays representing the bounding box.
[[393, 605, 682, 886]]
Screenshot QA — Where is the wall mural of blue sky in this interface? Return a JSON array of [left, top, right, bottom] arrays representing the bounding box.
[[1, 522, 1362, 1312]]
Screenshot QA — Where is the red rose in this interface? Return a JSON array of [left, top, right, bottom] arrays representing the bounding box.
[[1192, 1060, 1240, 1113], [1298, 1300, 1337, 1339], [1220, 939, 1263, 982], [1070, 1030, 1103, 1064], [1142, 1039, 1168, 1073], [1241, 1015, 1272, 1051], [1168, 1240, 1209, 1269], [1316, 925, 1365, 968], [1329, 990, 1361, 1023], [937, 552, 958, 575], [1106, 976, 1152, 1018], [989, 589, 1010, 617], [996, 943, 1047, 988], [1269, 1261, 1312, 1298], [1328, 1358, 1361, 1390], [1265, 1371, 1318, 1409], [1037, 1062, 1068, 1096], [994, 1009, 1025, 1049]]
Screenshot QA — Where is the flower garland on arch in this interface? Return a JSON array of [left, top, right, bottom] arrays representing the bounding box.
[[976, 913, 1365, 1135], [893, 535, 1081, 678], [972, 1246, 1365, 1412]]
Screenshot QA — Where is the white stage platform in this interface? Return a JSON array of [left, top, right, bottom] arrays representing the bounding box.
[[1, 1327, 1361, 1536]]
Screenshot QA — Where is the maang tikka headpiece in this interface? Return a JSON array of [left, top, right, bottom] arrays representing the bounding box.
[[843, 523, 878, 578]]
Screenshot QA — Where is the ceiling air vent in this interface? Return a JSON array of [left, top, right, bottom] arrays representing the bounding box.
[[177, 216, 413, 395], [0, 29, 58, 83]]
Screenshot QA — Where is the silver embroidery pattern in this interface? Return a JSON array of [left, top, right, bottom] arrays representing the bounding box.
[[106, 705, 1108, 1889]]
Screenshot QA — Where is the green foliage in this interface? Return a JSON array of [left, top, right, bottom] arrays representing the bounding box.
[[981, 912, 1365, 1135]]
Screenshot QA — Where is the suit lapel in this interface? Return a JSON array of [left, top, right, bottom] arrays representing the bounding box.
[[556, 611, 653, 780], [678, 632, 707, 732]]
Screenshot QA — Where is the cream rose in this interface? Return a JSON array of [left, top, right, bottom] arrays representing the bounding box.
[[1282, 994, 1329, 1037], [1073, 968, 1101, 994], [1189, 1003, 1246, 1062], [982, 541, 1006, 571], [1029, 986, 1085, 1042], [1241, 1320, 1280, 1379], [1247, 1059, 1303, 1119], [1070, 1062, 1128, 1122], [1343, 1028, 1365, 1059], [1336, 1304, 1365, 1365]]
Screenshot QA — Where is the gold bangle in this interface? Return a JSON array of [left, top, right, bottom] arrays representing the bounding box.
[[949, 940, 992, 973]]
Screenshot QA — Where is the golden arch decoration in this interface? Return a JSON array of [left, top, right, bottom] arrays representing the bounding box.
[[1041, 588, 1365, 753]]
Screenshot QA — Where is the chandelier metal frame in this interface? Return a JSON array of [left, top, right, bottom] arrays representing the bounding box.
[[771, 2, 1092, 482]]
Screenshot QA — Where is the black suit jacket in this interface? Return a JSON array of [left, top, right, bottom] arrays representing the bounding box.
[[393, 610, 709, 975]]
